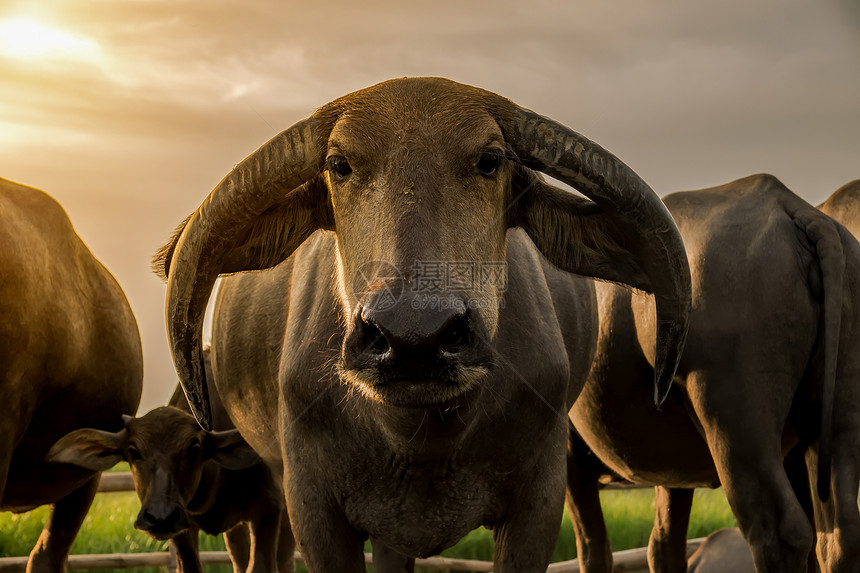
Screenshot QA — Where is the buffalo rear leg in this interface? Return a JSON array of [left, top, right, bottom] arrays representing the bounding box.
[[806, 439, 860, 572], [647, 486, 693, 573], [784, 444, 819, 572], [804, 349, 860, 572], [564, 426, 612, 573], [26, 475, 99, 573], [691, 371, 812, 572]]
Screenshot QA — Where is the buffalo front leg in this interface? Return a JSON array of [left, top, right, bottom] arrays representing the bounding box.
[[647, 486, 694, 573], [286, 490, 366, 573], [371, 539, 415, 573], [247, 507, 290, 573], [275, 511, 296, 573], [493, 448, 567, 573], [26, 475, 99, 573], [290, 515, 365, 573], [171, 526, 204, 573], [564, 426, 612, 573], [283, 443, 366, 572], [223, 524, 251, 573]]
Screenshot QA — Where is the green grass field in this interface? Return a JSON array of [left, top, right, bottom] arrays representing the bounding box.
[[0, 478, 736, 572]]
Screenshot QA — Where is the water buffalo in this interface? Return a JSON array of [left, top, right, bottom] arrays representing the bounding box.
[[48, 348, 293, 573], [686, 529, 754, 573], [819, 180, 860, 236], [0, 177, 142, 572], [154, 77, 692, 572], [567, 174, 860, 572]]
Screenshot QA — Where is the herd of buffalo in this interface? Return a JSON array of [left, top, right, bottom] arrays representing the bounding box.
[[1, 78, 858, 573]]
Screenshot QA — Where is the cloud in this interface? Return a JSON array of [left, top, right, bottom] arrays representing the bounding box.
[[221, 79, 262, 101], [0, 17, 101, 62]]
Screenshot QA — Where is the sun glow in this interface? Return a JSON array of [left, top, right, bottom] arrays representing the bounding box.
[[0, 18, 100, 62]]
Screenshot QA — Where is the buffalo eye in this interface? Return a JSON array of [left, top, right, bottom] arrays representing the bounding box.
[[476, 151, 502, 177], [127, 445, 141, 462], [328, 156, 352, 179]]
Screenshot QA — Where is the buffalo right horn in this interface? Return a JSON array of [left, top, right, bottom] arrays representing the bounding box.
[[496, 103, 692, 406]]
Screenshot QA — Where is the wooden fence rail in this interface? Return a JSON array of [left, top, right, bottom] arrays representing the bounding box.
[[94, 473, 646, 495], [1, 473, 704, 572], [0, 541, 707, 573], [97, 473, 136, 493]]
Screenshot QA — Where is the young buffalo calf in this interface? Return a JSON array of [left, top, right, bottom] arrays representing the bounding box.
[[48, 403, 292, 573]]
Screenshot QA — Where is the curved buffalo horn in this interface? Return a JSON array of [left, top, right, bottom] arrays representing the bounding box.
[[499, 105, 692, 406], [165, 118, 323, 429]]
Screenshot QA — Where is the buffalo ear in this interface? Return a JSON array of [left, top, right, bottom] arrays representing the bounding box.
[[218, 176, 333, 274], [206, 429, 260, 470], [511, 168, 654, 292], [153, 176, 332, 281], [46, 428, 127, 471]]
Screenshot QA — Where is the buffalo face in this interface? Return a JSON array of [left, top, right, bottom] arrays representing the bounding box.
[[325, 91, 509, 407], [46, 408, 259, 539], [156, 77, 692, 429]]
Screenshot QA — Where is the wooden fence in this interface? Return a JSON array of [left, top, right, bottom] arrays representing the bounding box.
[[0, 474, 706, 572]]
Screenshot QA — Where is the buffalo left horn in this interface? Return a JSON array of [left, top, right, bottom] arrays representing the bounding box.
[[164, 118, 324, 430]]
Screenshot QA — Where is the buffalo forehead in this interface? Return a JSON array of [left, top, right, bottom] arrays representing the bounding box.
[[128, 407, 202, 453], [321, 80, 505, 165]]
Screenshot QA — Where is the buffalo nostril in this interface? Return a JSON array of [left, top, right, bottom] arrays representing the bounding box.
[[164, 506, 183, 528], [136, 505, 186, 536], [439, 315, 471, 355], [135, 510, 154, 530], [362, 318, 390, 355], [135, 509, 164, 534]]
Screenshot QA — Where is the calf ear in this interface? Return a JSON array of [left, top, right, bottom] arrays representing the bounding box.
[[47, 428, 127, 471], [511, 168, 654, 292], [206, 429, 261, 470]]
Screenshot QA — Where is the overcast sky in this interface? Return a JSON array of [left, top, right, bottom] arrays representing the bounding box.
[[2, 0, 858, 411]]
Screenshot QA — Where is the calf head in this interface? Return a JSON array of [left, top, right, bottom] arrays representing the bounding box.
[[47, 407, 258, 539], [154, 77, 692, 428]]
